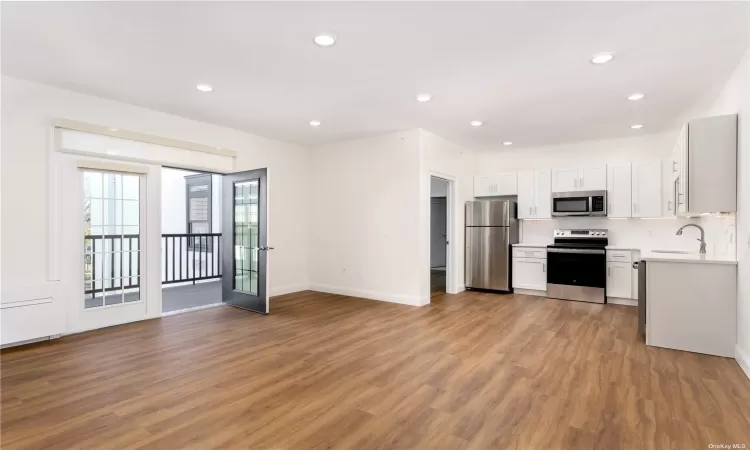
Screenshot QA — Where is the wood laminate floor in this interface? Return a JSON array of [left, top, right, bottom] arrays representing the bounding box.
[[2, 290, 749, 449]]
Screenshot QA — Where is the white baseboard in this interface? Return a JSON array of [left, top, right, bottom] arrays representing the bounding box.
[[309, 284, 421, 306], [736, 344, 750, 380], [607, 297, 638, 307], [270, 284, 309, 297], [456, 284, 466, 293]]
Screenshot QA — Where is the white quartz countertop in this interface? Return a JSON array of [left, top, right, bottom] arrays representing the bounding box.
[[512, 243, 548, 248], [641, 252, 737, 265], [605, 246, 640, 251]]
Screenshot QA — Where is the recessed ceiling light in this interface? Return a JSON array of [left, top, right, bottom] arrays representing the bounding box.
[[628, 93, 645, 101], [313, 35, 336, 47], [470, 121, 483, 127], [503, 141, 513, 146], [631, 124, 643, 129], [109, 128, 118, 131], [591, 53, 614, 64], [309, 120, 321, 127], [416, 94, 432, 102], [196, 84, 213, 92]]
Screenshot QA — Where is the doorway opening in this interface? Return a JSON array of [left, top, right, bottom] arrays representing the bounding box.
[[430, 176, 449, 295], [160, 167, 223, 314]]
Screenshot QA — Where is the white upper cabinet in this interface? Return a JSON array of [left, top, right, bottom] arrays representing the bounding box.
[[474, 172, 518, 197], [517, 171, 535, 219], [632, 160, 662, 218], [675, 114, 737, 214], [551, 168, 579, 192], [607, 164, 632, 218], [579, 166, 607, 191], [552, 165, 607, 192], [517, 169, 551, 219], [534, 169, 552, 219]]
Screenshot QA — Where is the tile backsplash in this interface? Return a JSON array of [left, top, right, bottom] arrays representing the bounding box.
[[520, 214, 736, 259]]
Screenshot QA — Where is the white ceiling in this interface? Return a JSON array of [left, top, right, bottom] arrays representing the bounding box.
[[2, 2, 749, 150]]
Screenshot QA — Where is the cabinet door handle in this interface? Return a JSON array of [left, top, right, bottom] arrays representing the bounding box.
[[672, 161, 677, 172], [542, 263, 546, 272], [668, 201, 672, 211], [580, 177, 583, 188]]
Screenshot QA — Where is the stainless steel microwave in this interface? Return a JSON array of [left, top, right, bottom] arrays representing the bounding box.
[[552, 190, 607, 217]]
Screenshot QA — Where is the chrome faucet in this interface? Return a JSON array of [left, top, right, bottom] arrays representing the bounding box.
[[675, 224, 707, 254]]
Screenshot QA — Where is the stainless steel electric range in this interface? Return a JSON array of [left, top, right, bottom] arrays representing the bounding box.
[[546, 229, 608, 304]]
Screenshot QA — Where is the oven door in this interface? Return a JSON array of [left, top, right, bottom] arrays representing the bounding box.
[[546, 247, 606, 303], [551, 195, 591, 216]]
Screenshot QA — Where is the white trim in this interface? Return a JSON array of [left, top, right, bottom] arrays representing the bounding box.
[[77, 159, 149, 174], [161, 302, 224, 317], [514, 288, 547, 297], [309, 284, 422, 306], [270, 284, 309, 297], [607, 297, 638, 307], [456, 284, 466, 293], [425, 171, 459, 302], [54, 118, 238, 157], [736, 345, 750, 380]]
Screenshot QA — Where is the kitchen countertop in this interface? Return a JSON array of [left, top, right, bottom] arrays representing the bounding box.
[[512, 243, 548, 248], [641, 251, 737, 265], [605, 246, 640, 251]]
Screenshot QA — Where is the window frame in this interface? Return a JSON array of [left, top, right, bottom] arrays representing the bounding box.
[[185, 173, 213, 250]]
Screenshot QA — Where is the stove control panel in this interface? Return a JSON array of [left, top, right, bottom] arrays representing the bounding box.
[[554, 229, 608, 238]]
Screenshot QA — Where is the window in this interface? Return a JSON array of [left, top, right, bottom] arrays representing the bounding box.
[[83, 170, 141, 309], [186, 174, 212, 251]]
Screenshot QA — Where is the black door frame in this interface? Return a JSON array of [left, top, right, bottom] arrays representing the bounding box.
[[221, 168, 268, 314]]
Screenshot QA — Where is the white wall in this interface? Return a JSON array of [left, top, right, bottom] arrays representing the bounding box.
[[308, 130, 423, 305], [1, 75, 310, 307], [419, 130, 474, 298], [687, 48, 750, 376]]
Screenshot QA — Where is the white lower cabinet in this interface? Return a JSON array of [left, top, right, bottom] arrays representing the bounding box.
[[513, 258, 546, 291], [512, 247, 547, 292], [605, 250, 640, 303], [606, 262, 632, 298]]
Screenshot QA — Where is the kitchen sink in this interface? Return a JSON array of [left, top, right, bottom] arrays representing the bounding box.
[[651, 249, 692, 254]]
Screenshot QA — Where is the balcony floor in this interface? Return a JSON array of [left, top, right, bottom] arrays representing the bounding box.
[[162, 280, 222, 313]]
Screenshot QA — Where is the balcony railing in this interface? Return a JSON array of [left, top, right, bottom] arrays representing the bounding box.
[[84, 233, 222, 298], [162, 233, 222, 285]]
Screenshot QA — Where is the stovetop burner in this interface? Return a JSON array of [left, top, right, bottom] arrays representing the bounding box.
[[550, 229, 608, 248]]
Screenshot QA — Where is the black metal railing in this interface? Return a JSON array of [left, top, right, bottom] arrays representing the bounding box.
[[162, 233, 222, 285], [84, 234, 140, 297], [84, 233, 222, 298]]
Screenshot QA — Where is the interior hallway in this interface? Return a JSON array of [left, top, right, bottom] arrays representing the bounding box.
[[2, 291, 749, 449]]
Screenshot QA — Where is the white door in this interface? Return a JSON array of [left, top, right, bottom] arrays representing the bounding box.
[[430, 198, 447, 267], [607, 164, 632, 218], [534, 169, 552, 219], [606, 262, 632, 298], [512, 258, 546, 290], [62, 159, 156, 334], [632, 161, 662, 218], [517, 171, 535, 219], [580, 165, 607, 191], [552, 168, 579, 192]]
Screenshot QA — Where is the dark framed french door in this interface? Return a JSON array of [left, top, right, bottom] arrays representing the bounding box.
[[221, 168, 268, 314]]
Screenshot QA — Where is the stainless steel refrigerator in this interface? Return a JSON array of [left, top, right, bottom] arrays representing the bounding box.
[[465, 200, 519, 292]]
